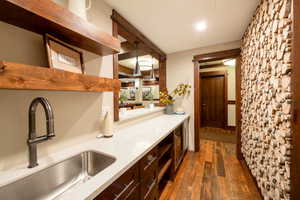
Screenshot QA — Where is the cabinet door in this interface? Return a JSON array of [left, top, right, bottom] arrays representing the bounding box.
[[174, 125, 183, 167]]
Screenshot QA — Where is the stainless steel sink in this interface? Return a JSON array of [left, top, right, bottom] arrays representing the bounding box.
[[0, 151, 116, 200]]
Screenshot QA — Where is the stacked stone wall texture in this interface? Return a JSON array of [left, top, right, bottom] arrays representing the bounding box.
[[241, 0, 292, 199]]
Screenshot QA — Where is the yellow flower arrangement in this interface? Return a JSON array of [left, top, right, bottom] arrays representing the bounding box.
[[160, 83, 191, 105]]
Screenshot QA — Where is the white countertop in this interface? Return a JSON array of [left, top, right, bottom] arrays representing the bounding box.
[[0, 114, 189, 200]]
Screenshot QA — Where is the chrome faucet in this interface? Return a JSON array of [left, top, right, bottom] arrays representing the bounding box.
[[27, 97, 55, 168]]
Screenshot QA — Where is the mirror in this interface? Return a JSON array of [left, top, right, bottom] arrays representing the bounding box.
[[118, 53, 160, 111], [112, 10, 167, 121]]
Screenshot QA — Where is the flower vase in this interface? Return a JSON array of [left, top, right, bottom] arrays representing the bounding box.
[[165, 104, 174, 115]]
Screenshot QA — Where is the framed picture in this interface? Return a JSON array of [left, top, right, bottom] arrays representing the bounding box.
[[142, 87, 152, 99], [44, 34, 85, 74]]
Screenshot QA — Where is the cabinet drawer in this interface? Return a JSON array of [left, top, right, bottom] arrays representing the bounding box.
[[124, 183, 140, 200], [94, 164, 139, 200], [140, 147, 158, 176], [145, 184, 158, 200]]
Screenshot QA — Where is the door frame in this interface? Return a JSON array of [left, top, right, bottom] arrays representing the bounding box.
[[193, 48, 241, 156], [291, 0, 300, 199], [199, 71, 228, 128]]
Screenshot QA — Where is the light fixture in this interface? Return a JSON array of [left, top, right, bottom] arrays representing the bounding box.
[[133, 41, 142, 77], [223, 59, 236, 66], [194, 21, 207, 32], [149, 56, 156, 81], [139, 59, 152, 71]]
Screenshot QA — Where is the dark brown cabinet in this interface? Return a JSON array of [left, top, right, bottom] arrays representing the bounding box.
[[95, 119, 189, 200], [94, 164, 140, 200]]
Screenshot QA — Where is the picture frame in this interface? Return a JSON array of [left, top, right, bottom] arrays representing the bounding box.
[[44, 34, 85, 74], [142, 87, 152, 99]]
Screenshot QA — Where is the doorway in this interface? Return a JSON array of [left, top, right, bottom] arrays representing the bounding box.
[[193, 49, 241, 158]]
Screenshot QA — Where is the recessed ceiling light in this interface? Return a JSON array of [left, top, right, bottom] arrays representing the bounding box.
[[195, 21, 207, 32]]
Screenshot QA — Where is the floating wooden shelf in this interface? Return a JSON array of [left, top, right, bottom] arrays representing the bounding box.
[[0, 0, 121, 56], [0, 61, 121, 92]]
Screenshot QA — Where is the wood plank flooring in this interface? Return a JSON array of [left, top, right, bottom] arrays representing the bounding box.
[[200, 127, 236, 144], [159, 140, 262, 200]]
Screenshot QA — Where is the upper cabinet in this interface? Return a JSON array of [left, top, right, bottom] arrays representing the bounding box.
[[0, 0, 121, 56]]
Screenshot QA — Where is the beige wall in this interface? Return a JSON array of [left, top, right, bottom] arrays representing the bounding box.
[[166, 41, 240, 150], [199, 65, 236, 127], [0, 0, 115, 171]]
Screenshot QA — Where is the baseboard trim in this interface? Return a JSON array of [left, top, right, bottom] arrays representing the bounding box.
[[239, 157, 263, 199], [225, 126, 236, 131]]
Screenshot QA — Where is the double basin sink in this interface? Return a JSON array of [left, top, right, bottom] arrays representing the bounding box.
[[0, 151, 116, 200]]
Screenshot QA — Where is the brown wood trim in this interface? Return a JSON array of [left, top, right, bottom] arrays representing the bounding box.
[[228, 100, 236, 105], [193, 49, 240, 154], [200, 71, 227, 77], [199, 71, 228, 128], [113, 21, 119, 121], [200, 63, 225, 69], [291, 0, 300, 199], [239, 157, 263, 199], [111, 10, 166, 58], [235, 56, 242, 160], [193, 49, 241, 63], [194, 62, 200, 152], [159, 58, 167, 93]]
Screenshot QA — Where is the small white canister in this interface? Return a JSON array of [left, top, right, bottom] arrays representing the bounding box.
[[68, 0, 91, 21]]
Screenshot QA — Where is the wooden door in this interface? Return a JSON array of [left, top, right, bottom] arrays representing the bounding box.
[[200, 72, 227, 128]]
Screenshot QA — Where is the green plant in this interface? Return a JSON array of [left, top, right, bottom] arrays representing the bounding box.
[[119, 92, 128, 104], [146, 92, 154, 103]]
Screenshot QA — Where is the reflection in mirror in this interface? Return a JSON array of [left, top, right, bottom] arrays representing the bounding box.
[[112, 11, 167, 121], [118, 50, 160, 112]]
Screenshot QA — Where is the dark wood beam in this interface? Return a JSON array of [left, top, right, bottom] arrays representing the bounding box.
[[193, 49, 241, 63], [118, 49, 148, 61], [111, 10, 166, 59]]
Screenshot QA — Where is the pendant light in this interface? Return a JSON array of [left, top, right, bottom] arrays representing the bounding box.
[[149, 56, 156, 81], [133, 41, 142, 77]]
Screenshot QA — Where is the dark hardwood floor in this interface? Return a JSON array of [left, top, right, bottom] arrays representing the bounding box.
[[200, 127, 236, 144], [159, 139, 262, 200]]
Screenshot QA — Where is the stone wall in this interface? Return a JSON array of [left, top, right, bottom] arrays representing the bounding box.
[[240, 0, 292, 199]]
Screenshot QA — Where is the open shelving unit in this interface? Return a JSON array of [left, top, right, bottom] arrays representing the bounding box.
[[0, 61, 120, 92], [157, 134, 174, 196], [0, 0, 121, 92]]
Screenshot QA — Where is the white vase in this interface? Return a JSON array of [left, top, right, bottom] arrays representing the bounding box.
[[68, 0, 91, 21], [175, 97, 184, 113]]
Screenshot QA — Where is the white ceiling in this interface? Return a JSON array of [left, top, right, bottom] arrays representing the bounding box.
[[103, 0, 259, 54]]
